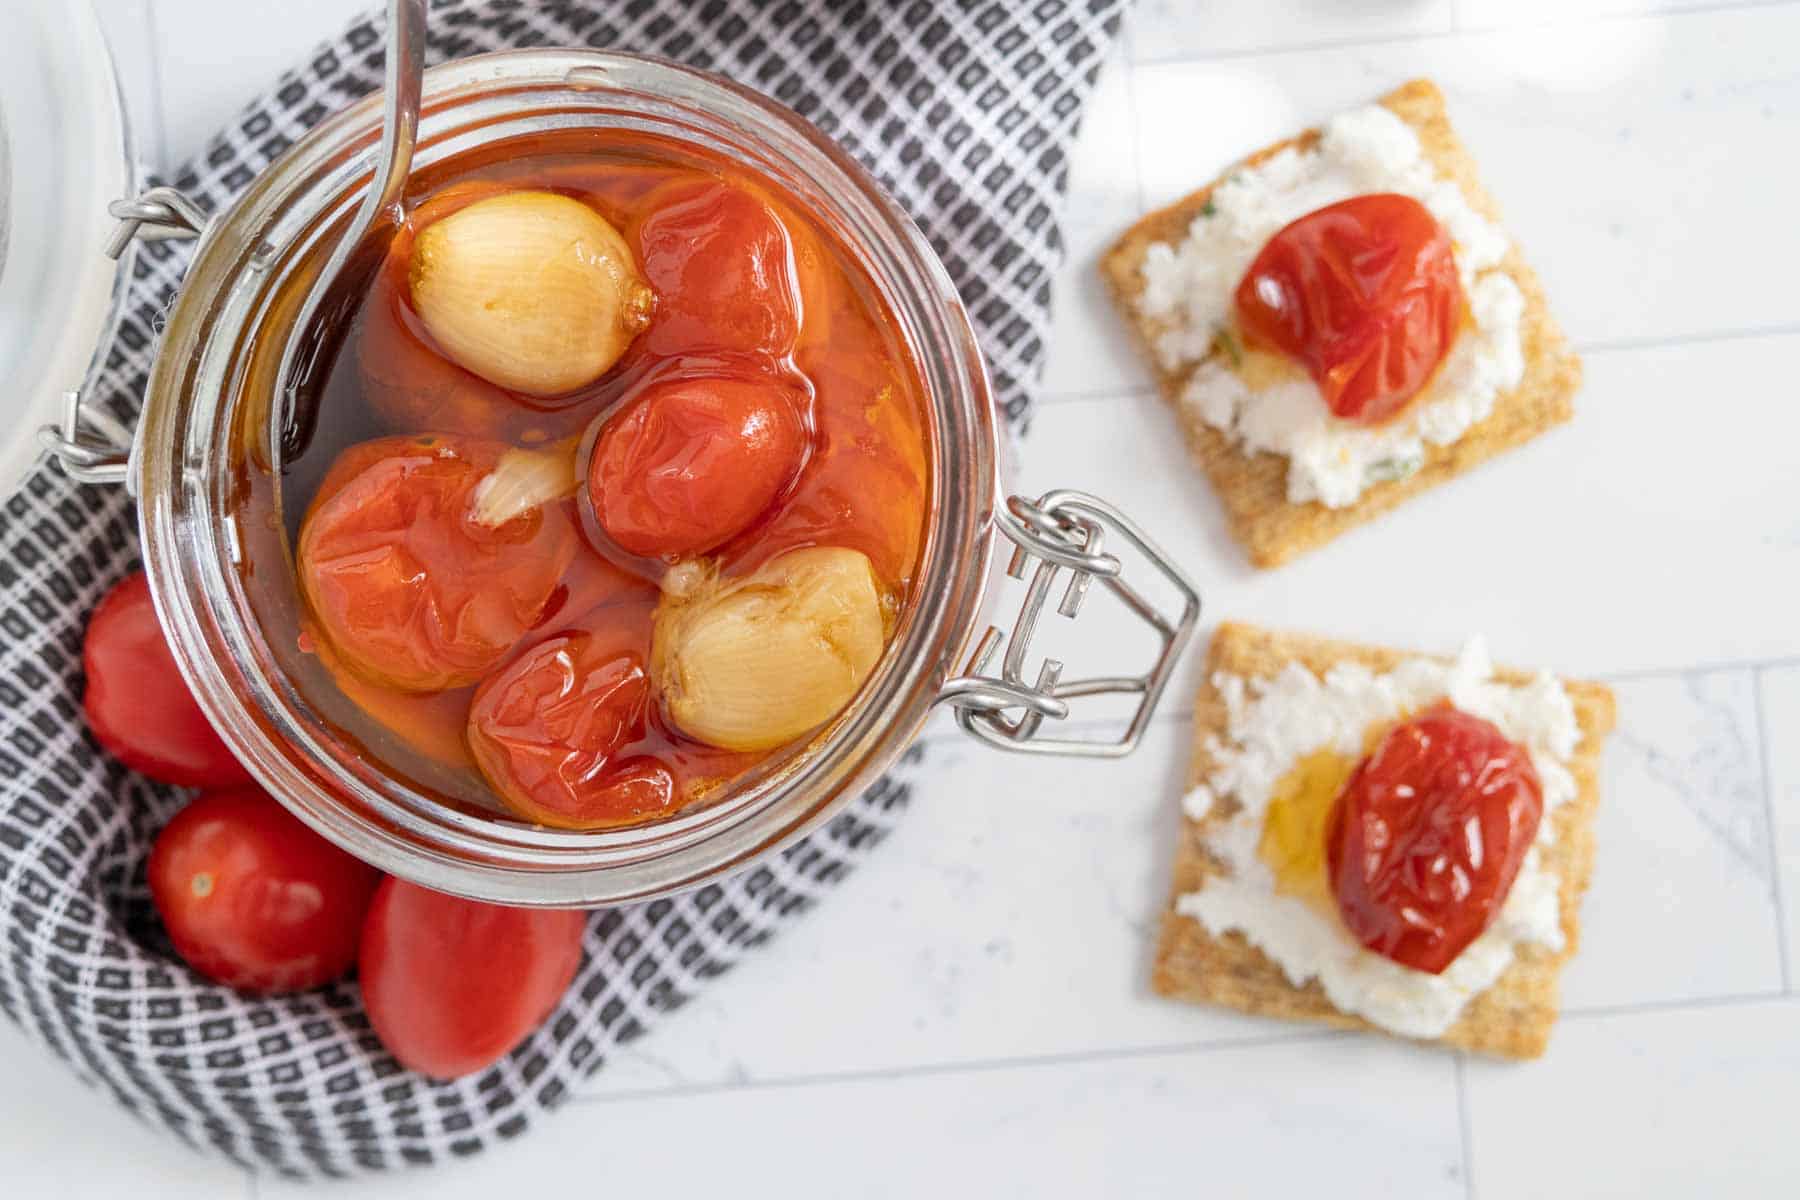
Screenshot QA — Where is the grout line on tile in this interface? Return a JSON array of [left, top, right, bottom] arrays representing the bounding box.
[[1453, 1053, 1475, 1200], [1047, 321, 1800, 413], [1455, 0, 1800, 39], [1753, 668, 1794, 992], [1574, 323, 1800, 357], [1561, 990, 1796, 1022], [1119, 41, 1148, 218], [573, 987, 1800, 1108], [1134, 0, 1800, 67], [1042, 329, 1800, 412], [141, 0, 172, 171], [574, 1029, 1345, 1106], [1595, 655, 1800, 684], [1038, 383, 1158, 406], [1133, 26, 1464, 69], [1088, 661, 1800, 736]]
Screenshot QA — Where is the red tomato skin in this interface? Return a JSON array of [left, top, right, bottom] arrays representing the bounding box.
[[1326, 704, 1544, 974], [736, 316, 929, 591], [359, 878, 586, 1079], [148, 788, 380, 993], [630, 180, 802, 360], [468, 607, 680, 829], [82, 571, 251, 788], [1236, 193, 1464, 425], [298, 436, 577, 692], [588, 375, 808, 559]]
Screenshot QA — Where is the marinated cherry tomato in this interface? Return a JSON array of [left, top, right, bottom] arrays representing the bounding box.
[[752, 326, 928, 589], [149, 788, 381, 993], [763, 191, 837, 357], [298, 436, 577, 692], [588, 375, 808, 559], [467, 601, 678, 829], [307, 544, 651, 776], [307, 625, 479, 771], [1326, 704, 1544, 974], [547, 540, 659, 625], [522, 161, 688, 211], [83, 571, 251, 788], [359, 878, 586, 1079], [631, 180, 801, 359], [1236, 193, 1464, 425]]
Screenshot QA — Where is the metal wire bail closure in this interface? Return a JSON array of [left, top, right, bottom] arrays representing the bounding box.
[[37, 389, 136, 486], [937, 489, 1201, 758], [102, 185, 210, 257], [38, 186, 211, 490]]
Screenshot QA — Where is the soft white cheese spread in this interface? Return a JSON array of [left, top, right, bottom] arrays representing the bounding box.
[[1137, 105, 1526, 508], [1175, 641, 1579, 1040]]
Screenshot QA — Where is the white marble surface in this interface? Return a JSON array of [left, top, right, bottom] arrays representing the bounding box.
[[4, 0, 1798, 1195]]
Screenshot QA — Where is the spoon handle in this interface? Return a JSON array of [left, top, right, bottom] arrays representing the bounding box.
[[361, 0, 427, 233], [270, 0, 427, 475]]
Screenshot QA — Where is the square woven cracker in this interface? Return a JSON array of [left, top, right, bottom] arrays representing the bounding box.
[[1100, 79, 1582, 568], [1151, 621, 1616, 1059]]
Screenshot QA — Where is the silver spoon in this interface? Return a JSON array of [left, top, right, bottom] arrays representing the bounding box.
[[272, 0, 426, 472]]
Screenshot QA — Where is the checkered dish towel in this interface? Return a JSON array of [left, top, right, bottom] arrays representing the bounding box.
[[0, 0, 1126, 1178]]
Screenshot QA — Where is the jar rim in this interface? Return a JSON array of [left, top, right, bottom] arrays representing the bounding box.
[[135, 49, 998, 906]]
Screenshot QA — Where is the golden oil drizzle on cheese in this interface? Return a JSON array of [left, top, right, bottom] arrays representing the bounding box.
[[1256, 720, 1401, 911], [1257, 748, 1358, 911], [1212, 324, 1308, 391], [1236, 345, 1308, 392], [1214, 295, 1480, 427]]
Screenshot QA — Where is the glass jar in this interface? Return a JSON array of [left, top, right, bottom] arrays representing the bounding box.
[[48, 50, 1199, 906]]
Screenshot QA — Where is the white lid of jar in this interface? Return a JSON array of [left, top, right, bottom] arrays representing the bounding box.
[[0, 0, 134, 500]]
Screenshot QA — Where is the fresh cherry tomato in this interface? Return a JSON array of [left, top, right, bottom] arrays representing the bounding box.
[[1326, 703, 1544, 974], [82, 571, 251, 788], [467, 600, 678, 829], [298, 435, 577, 692], [587, 375, 808, 559], [631, 179, 801, 359], [148, 788, 380, 993], [1236, 193, 1464, 425], [359, 877, 586, 1079]]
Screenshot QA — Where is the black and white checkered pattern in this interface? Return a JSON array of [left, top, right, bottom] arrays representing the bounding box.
[[0, 0, 1126, 1178]]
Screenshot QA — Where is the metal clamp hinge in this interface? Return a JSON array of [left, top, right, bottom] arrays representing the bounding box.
[[937, 490, 1201, 758], [39, 185, 209, 488], [103, 186, 209, 259], [38, 390, 135, 487]]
